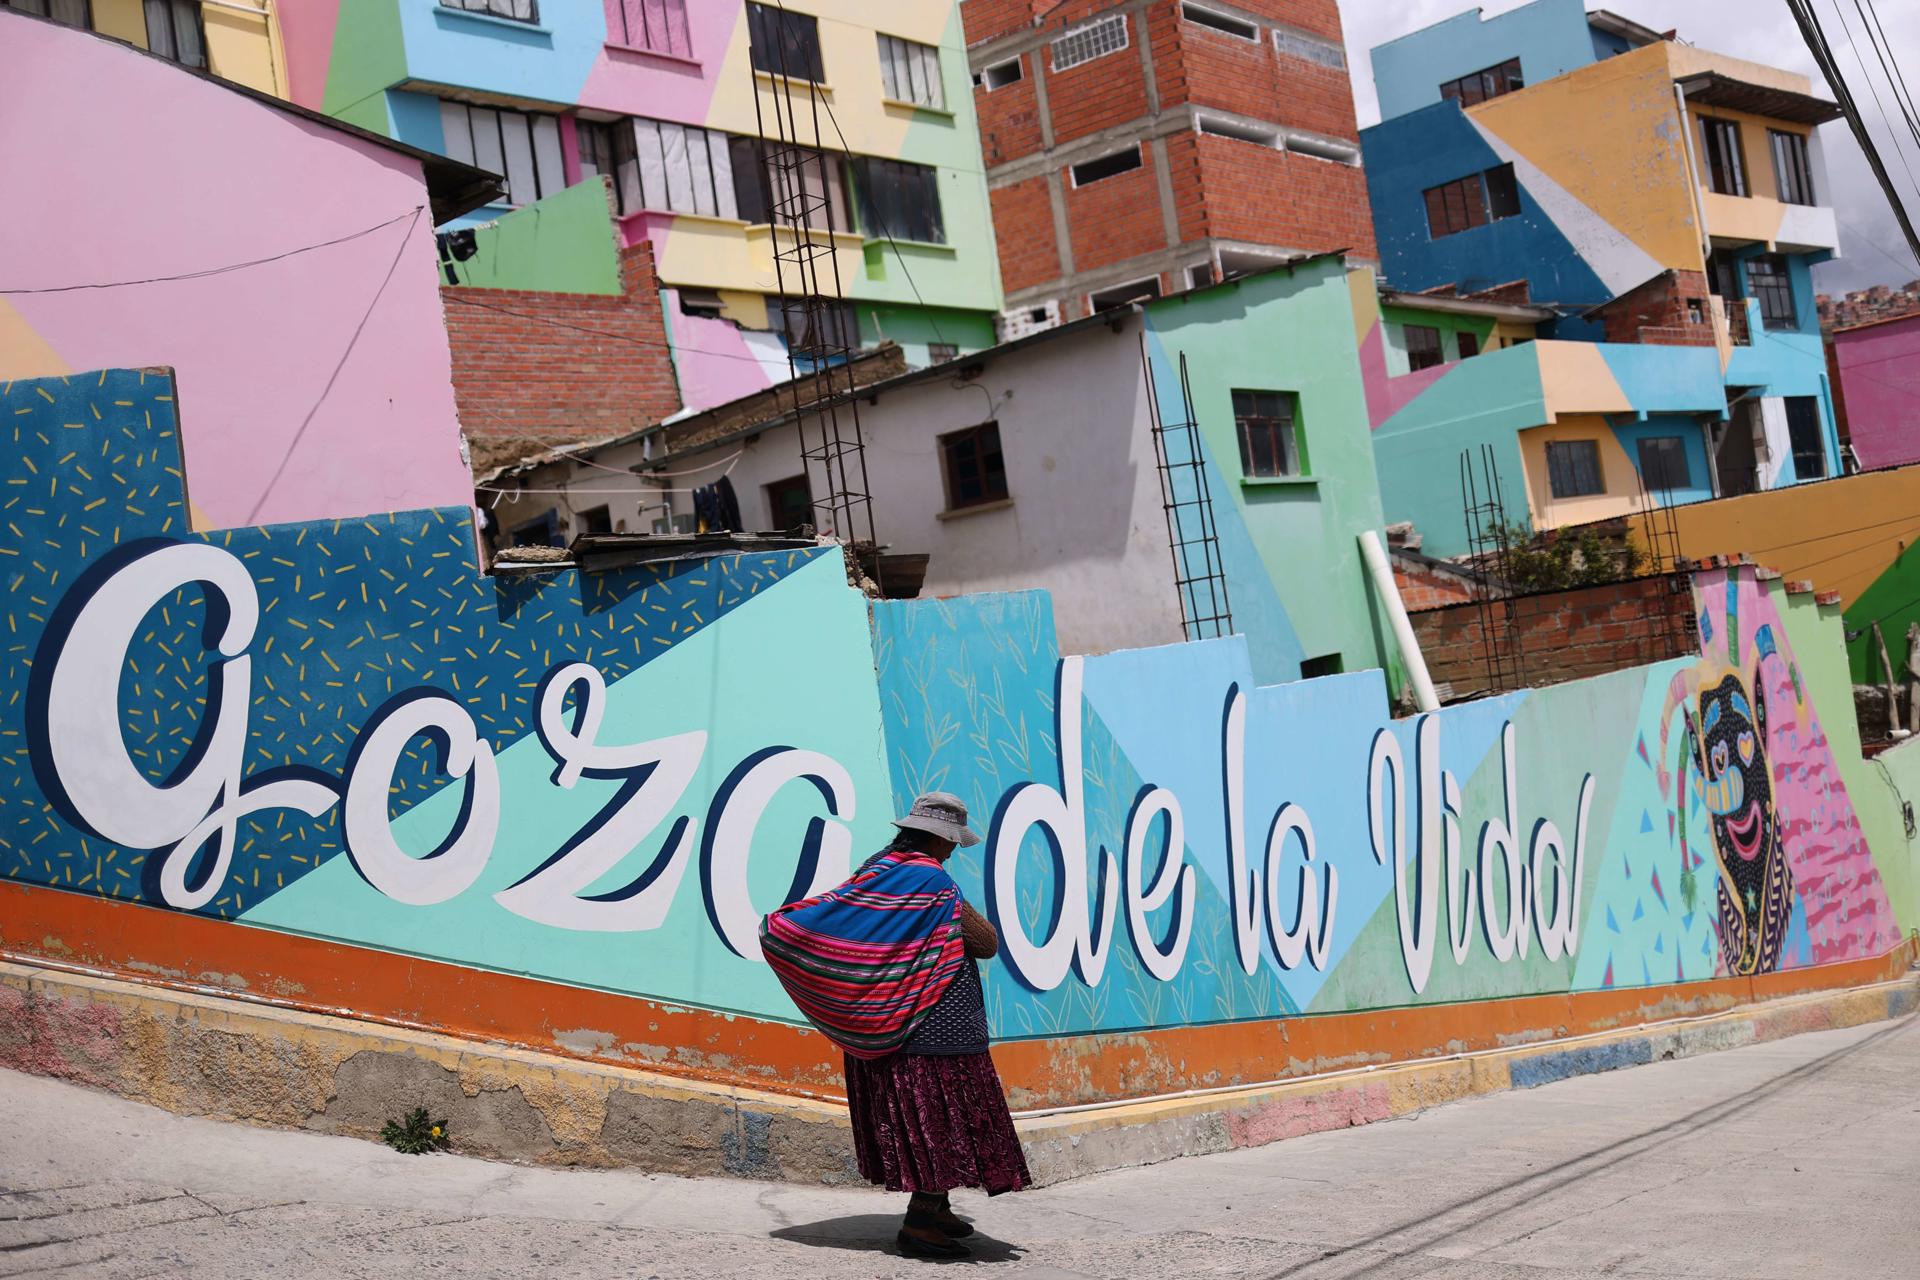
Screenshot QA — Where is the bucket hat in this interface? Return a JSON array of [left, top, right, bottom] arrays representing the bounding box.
[[892, 790, 982, 847]]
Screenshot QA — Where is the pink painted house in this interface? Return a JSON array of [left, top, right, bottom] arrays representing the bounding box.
[[0, 12, 498, 531], [1830, 312, 1920, 471]]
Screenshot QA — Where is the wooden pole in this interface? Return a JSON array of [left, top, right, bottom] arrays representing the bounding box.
[[1874, 621, 1900, 737]]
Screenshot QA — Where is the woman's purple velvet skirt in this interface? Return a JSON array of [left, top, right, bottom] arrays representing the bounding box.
[[843, 1051, 1032, 1195]]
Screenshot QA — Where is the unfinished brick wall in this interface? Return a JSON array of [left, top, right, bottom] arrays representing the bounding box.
[[1411, 573, 1698, 695], [1595, 270, 1716, 347], [965, 0, 1377, 312], [1395, 562, 1477, 611], [441, 241, 681, 475]]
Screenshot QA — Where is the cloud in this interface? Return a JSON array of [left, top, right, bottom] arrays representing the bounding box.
[[1336, 0, 1920, 294]]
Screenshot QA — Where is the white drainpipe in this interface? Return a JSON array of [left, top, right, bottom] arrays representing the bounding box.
[[1359, 529, 1441, 712]]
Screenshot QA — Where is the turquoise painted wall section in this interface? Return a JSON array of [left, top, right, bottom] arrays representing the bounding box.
[[3, 369, 1911, 1060], [1144, 259, 1402, 690], [1371, 342, 1545, 556], [1371, 0, 1600, 123]]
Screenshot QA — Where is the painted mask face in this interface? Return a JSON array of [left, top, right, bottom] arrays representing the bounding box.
[[1692, 670, 1790, 973]]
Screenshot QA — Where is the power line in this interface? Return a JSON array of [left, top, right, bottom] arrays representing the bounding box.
[[0, 207, 425, 295], [1790, 0, 1920, 266], [1855, 0, 1920, 153], [1827, 0, 1920, 211], [244, 208, 424, 525]]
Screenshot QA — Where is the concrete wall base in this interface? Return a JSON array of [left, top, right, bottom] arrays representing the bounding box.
[[3, 959, 1913, 1187]]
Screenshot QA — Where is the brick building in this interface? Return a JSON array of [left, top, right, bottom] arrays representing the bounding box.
[[962, 0, 1376, 337]]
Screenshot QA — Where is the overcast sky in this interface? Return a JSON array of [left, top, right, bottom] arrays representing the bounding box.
[[1335, 0, 1920, 296]]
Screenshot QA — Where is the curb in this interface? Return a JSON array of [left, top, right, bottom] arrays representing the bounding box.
[[3, 959, 1914, 1187]]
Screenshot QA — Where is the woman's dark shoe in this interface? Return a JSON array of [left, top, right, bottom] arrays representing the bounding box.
[[897, 1227, 970, 1259], [906, 1212, 975, 1258]]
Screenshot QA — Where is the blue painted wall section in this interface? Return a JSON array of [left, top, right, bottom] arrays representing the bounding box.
[[1371, 0, 1601, 122], [1361, 102, 1611, 308]]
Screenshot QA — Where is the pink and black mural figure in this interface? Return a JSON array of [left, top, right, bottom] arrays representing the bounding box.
[[1659, 568, 1903, 978], [1685, 668, 1794, 976]]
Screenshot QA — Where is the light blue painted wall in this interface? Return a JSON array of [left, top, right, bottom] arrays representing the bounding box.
[[1720, 250, 1841, 482], [1371, 0, 1599, 123], [398, 1, 604, 106], [1611, 415, 1716, 506]]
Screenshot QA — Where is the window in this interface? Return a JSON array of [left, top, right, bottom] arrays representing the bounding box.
[[1546, 439, 1605, 498], [442, 0, 537, 22], [927, 342, 959, 364], [978, 57, 1022, 91], [575, 505, 612, 536], [606, 0, 691, 58], [1187, 262, 1215, 289], [1071, 145, 1142, 186], [1456, 331, 1480, 359], [1273, 27, 1345, 69], [576, 120, 639, 215], [1785, 397, 1826, 478], [1181, 3, 1257, 40], [765, 475, 813, 531], [1088, 277, 1159, 311], [440, 102, 564, 207], [770, 298, 859, 360], [941, 424, 1009, 510], [747, 2, 823, 82], [878, 33, 944, 109], [1404, 325, 1444, 371], [1771, 129, 1815, 205], [1746, 254, 1796, 329], [731, 139, 849, 231], [1484, 163, 1521, 219], [1423, 164, 1521, 238], [510, 511, 561, 548], [1424, 175, 1487, 238], [1440, 58, 1523, 107], [854, 157, 944, 243], [1636, 436, 1691, 493], [1052, 13, 1127, 72], [144, 0, 204, 68], [5, 0, 89, 27], [1707, 249, 1742, 300], [1700, 116, 1747, 196], [1300, 654, 1344, 679], [1232, 390, 1302, 477]]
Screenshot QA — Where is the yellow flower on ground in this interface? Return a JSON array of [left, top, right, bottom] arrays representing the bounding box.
[[432, 1126, 443, 1137]]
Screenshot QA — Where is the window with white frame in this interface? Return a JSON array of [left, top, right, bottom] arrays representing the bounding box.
[[144, 0, 205, 68], [442, 0, 537, 23], [878, 33, 945, 109], [1273, 26, 1345, 69], [439, 101, 565, 207], [605, 0, 690, 57], [1051, 13, 1127, 72], [977, 56, 1022, 90]]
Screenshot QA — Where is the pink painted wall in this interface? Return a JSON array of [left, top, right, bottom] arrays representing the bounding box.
[[1832, 315, 1920, 470], [0, 16, 472, 530]]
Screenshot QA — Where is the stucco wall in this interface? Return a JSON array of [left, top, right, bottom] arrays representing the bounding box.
[[1370, 0, 1599, 123], [0, 16, 473, 531]]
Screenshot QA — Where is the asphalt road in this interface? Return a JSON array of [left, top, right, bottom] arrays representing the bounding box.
[[4, 1013, 1918, 1278]]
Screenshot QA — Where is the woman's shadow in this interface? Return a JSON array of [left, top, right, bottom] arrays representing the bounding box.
[[770, 1215, 1026, 1264]]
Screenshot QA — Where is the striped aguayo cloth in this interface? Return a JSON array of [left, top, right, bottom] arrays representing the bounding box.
[[760, 851, 967, 1060]]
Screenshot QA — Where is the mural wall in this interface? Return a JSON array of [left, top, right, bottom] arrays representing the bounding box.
[[2, 369, 1913, 1103]]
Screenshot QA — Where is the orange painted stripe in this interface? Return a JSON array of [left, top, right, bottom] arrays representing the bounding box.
[[2, 881, 1909, 1110]]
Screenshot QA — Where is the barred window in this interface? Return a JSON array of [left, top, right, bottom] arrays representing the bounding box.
[[1746, 254, 1796, 330], [1404, 325, 1444, 372], [878, 33, 944, 109], [1546, 440, 1605, 498], [1273, 26, 1345, 69], [1052, 13, 1127, 72]]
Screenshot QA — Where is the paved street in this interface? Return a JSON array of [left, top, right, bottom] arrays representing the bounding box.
[[4, 1014, 1918, 1279]]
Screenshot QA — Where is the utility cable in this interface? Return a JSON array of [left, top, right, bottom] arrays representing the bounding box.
[[1827, 0, 1920, 211], [0, 207, 425, 294]]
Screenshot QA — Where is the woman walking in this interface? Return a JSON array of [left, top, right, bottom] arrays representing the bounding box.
[[762, 791, 1030, 1259]]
